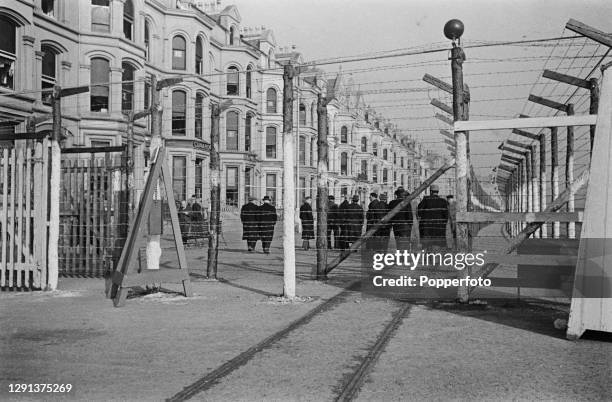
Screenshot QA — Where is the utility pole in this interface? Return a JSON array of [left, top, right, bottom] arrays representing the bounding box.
[[445, 19, 470, 302], [315, 93, 329, 280], [48, 85, 62, 290], [283, 64, 296, 298], [208, 103, 221, 279]]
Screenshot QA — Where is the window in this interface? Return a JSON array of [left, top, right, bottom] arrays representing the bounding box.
[[372, 164, 378, 183], [41, 45, 56, 103], [340, 126, 347, 143], [195, 93, 204, 139], [393, 153, 397, 165], [266, 127, 276, 158], [195, 37, 203, 74], [361, 137, 367, 152], [172, 36, 186, 70], [229, 26, 235, 45], [246, 66, 252, 98], [394, 171, 397, 187], [299, 103, 306, 126], [372, 143, 378, 156], [266, 88, 277, 113], [401, 174, 405, 187], [91, 0, 110, 33], [244, 167, 252, 200], [341, 186, 347, 197], [42, 0, 55, 17], [365, 112, 369, 122], [245, 114, 252, 152], [90, 58, 109, 112], [195, 158, 203, 199], [226, 66, 239, 95], [226, 167, 238, 206], [383, 149, 388, 160], [123, 0, 134, 40], [383, 168, 388, 184], [172, 156, 187, 202], [172, 90, 186, 135], [299, 136, 306, 166], [144, 20, 150, 61], [361, 160, 367, 180], [374, 121, 380, 129], [0, 15, 16, 89], [340, 152, 348, 176], [266, 173, 277, 203], [400, 157, 404, 168], [226, 111, 238, 151], [121, 62, 135, 112]]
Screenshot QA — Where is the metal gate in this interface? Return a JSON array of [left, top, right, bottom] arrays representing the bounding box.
[[0, 139, 51, 290], [59, 149, 128, 277]]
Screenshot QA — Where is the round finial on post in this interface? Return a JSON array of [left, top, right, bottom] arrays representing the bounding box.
[[444, 19, 464, 42]]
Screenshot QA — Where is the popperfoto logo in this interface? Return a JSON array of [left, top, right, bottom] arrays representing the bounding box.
[[361, 248, 492, 299]]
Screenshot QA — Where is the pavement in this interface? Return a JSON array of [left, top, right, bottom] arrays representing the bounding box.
[[1, 213, 611, 401]]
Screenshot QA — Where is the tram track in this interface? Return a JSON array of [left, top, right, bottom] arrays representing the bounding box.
[[166, 282, 359, 402], [334, 302, 411, 402]]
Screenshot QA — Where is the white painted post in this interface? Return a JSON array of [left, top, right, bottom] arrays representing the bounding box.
[[283, 64, 296, 298]]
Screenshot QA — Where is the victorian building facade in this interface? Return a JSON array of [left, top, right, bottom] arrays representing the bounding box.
[[0, 0, 424, 211]]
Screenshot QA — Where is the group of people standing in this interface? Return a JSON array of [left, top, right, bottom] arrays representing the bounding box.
[[239, 184, 456, 254], [239, 196, 278, 254]]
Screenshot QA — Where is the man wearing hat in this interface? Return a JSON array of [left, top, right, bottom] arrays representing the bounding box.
[[417, 184, 449, 251], [258, 195, 277, 254], [240, 196, 260, 252], [337, 195, 350, 250], [327, 195, 340, 249], [388, 187, 413, 251], [345, 194, 365, 247], [299, 196, 314, 250]]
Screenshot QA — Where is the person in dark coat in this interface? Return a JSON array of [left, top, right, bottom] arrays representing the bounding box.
[[417, 184, 449, 251], [327, 195, 339, 249], [240, 196, 260, 252], [337, 196, 350, 250], [345, 194, 365, 247], [366, 193, 389, 252], [258, 195, 277, 254], [300, 196, 314, 250], [388, 187, 413, 251], [378, 193, 391, 250]]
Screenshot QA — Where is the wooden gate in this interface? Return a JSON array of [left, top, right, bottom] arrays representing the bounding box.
[[0, 139, 50, 290], [59, 148, 128, 277]]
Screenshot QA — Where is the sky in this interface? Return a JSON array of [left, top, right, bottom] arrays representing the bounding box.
[[228, 0, 612, 182]]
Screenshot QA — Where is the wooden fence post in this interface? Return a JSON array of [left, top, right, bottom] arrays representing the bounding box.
[[550, 127, 559, 238], [566, 104, 575, 238], [539, 133, 547, 238], [47, 86, 62, 290], [589, 77, 599, 157], [315, 94, 329, 280], [207, 103, 221, 279]]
